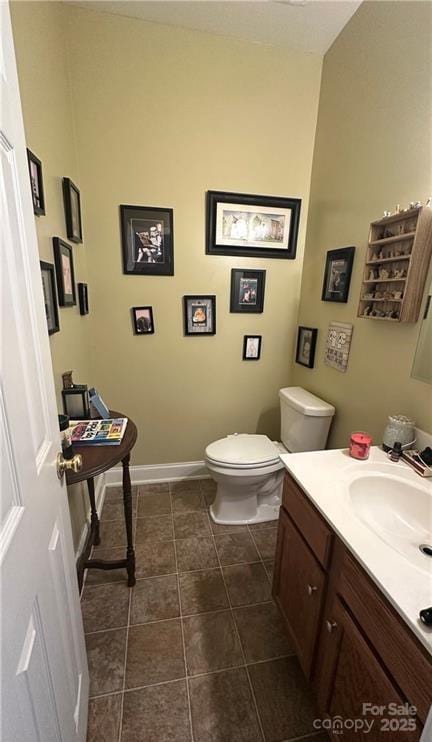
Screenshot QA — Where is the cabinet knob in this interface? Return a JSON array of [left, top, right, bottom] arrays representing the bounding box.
[[326, 620, 338, 633], [307, 585, 318, 596]]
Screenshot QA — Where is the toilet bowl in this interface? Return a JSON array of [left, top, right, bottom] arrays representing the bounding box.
[[205, 387, 335, 526]]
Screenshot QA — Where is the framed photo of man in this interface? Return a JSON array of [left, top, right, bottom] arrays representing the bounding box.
[[321, 246, 355, 303], [230, 269, 266, 313], [120, 204, 174, 276]]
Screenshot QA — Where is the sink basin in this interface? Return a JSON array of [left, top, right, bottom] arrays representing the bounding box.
[[343, 464, 432, 574]]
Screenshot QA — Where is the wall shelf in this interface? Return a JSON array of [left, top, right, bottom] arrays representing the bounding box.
[[369, 232, 416, 247]]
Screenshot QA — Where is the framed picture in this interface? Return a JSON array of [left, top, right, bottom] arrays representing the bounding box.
[[183, 295, 216, 336], [243, 335, 262, 361], [132, 306, 155, 335], [62, 178, 83, 243], [27, 150, 45, 216], [295, 326, 317, 368], [230, 269, 266, 313], [78, 283, 89, 315], [321, 246, 355, 303], [40, 261, 59, 335], [206, 190, 301, 260], [52, 237, 76, 307], [120, 204, 174, 276], [325, 322, 353, 372]]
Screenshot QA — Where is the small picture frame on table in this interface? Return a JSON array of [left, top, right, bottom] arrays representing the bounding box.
[[183, 296, 216, 336], [132, 306, 155, 334], [52, 237, 76, 307], [120, 204, 174, 276], [27, 149, 45, 216], [295, 326, 317, 368], [62, 177, 83, 243], [321, 246, 355, 303], [230, 269, 266, 313], [78, 283, 89, 315], [40, 261, 59, 335], [243, 335, 262, 361]]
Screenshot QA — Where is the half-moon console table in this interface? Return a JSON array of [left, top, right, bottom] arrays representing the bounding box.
[[67, 410, 138, 591]]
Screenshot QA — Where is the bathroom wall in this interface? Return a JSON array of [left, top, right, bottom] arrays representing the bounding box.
[[293, 0, 432, 448], [65, 5, 323, 464]]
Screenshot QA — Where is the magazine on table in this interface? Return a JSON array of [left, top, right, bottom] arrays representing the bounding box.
[[69, 418, 128, 446]]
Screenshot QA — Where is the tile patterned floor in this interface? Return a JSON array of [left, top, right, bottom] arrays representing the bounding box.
[[83, 479, 327, 742]]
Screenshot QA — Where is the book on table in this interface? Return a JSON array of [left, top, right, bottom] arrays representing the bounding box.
[[69, 418, 127, 446]]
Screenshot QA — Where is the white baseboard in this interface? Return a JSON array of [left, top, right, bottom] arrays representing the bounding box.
[[104, 460, 209, 487], [75, 473, 106, 561]]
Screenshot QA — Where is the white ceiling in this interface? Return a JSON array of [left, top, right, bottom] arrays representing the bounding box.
[[70, 1, 363, 55]]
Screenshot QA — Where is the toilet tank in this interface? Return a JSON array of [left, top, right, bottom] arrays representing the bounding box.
[[279, 387, 335, 452]]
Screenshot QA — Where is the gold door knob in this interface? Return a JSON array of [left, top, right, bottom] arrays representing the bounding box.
[[57, 452, 82, 479]]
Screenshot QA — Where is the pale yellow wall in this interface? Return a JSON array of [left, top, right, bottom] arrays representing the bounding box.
[[65, 6, 323, 464], [293, 0, 432, 448]]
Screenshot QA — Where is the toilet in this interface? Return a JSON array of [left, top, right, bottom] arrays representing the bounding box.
[[205, 387, 335, 525]]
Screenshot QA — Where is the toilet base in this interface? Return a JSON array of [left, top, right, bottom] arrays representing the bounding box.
[[208, 469, 283, 526], [210, 501, 279, 526]]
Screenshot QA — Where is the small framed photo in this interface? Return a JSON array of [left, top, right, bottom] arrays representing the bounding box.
[[120, 204, 174, 276], [295, 326, 317, 368], [243, 335, 262, 361], [27, 150, 45, 216], [183, 296, 216, 336], [132, 306, 155, 334], [62, 178, 83, 243], [40, 261, 59, 335], [206, 190, 301, 260], [52, 237, 76, 307], [78, 283, 89, 315], [230, 269, 266, 313], [321, 246, 355, 303]]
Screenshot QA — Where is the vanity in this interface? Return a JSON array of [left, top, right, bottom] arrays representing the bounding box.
[[273, 447, 432, 741]]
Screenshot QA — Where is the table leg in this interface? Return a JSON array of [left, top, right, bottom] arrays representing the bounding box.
[[122, 452, 136, 587], [87, 477, 101, 546]]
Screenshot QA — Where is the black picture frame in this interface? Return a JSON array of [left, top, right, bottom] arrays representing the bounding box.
[[132, 306, 155, 335], [183, 295, 216, 336], [40, 261, 59, 335], [206, 190, 301, 260], [120, 204, 174, 276], [78, 283, 89, 315], [321, 246, 355, 303], [243, 335, 262, 361], [52, 237, 76, 307], [27, 149, 45, 216], [62, 178, 83, 243], [295, 326, 317, 368], [230, 269, 266, 313]]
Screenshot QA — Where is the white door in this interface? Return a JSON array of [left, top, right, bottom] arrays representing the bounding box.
[[1, 3, 89, 741]]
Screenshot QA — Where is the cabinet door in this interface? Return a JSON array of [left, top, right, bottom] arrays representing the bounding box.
[[273, 508, 326, 677], [322, 598, 421, 741]]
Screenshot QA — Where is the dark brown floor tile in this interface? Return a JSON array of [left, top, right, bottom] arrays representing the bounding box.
[[130, 574, 179, 625], [214, 532, 259, 566], [171, 491, 206, 513], [93, 520, 128, 552], [121, 680, 191, 742], [248, 657, 317, 742], [209, 519, 249, 535], [252, 528, 278, 560], [183, 610, 244, 675], [203, 490, 216, 507], [263, 559, 274, 583], [86, 628, 126, 697], [223, 563, 271, 607], [126, 620, 185, 688], [234, 602, 294, 662], [176, 536, 218, 572], [173, 512, 211, 539], [85, 548, 128, 586], [179, 568, 228, 615], [171, 479, 202, 494], [138, 482, 170, 495], [104, 486, 138, 503], [189, 667, 262, 742], [81, 582, 130, 633], [100, 500, 126, 522], [137, 492, 171, 517], [248, 520, 279, 531], [200, 478, 217, 493], [135, 514, 174, 543], [135, 541, 176, 579], [87, 693, 122, 742]]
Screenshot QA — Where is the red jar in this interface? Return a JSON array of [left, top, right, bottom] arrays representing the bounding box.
[[349, 431, 372, 460]]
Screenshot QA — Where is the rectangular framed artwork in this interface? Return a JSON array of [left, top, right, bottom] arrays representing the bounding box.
[[52, 237, 76, 307], [63, 178, 83, 243], [321, 246, 355, 303], [120, 204, 174, 276], [27, 149, 45, 216], [78, 283, 89, 315], [183, 295, 216, 336], [243, 335, 262, 361], [324, 322, 353, 372], [206, 190, 301, 260], [230, 268, 266, 313], [132, 306, 155, 334], [295, 326, 317, 368], [40, 261, 59, 335]]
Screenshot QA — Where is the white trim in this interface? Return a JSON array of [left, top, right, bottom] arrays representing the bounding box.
[[74, 474, 106, 561], [104, 460, 209, 486]]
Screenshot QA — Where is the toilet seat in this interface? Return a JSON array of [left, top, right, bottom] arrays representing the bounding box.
[[205, 434, 281, 470]]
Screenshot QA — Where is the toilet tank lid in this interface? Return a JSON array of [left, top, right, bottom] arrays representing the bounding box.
[[279, 387, 335, 417]]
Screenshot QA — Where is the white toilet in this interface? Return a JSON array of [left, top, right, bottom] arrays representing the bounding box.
[[205, 387, 335, 525]]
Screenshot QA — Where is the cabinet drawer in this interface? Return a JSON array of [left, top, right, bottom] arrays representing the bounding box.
[[338, 550, 432, 723], [282, 473, 333, 569]]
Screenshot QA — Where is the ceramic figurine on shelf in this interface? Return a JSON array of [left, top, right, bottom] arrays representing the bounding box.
[[368, 268, 378, 281], [426, 197, 431, 208], [363, 292, 374, 299], [378, 249, 385, 260], [363, 305, 372, 317], [393, 268, 406, 279], [375, 290, 383, 299], [393, 290, 403, 299], [379, 268, 390, 280], [383, 210, 391, 217], [384, 228, 394, 238]]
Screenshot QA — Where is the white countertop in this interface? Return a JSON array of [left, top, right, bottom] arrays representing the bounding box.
[[280, 446, 432, 655]]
